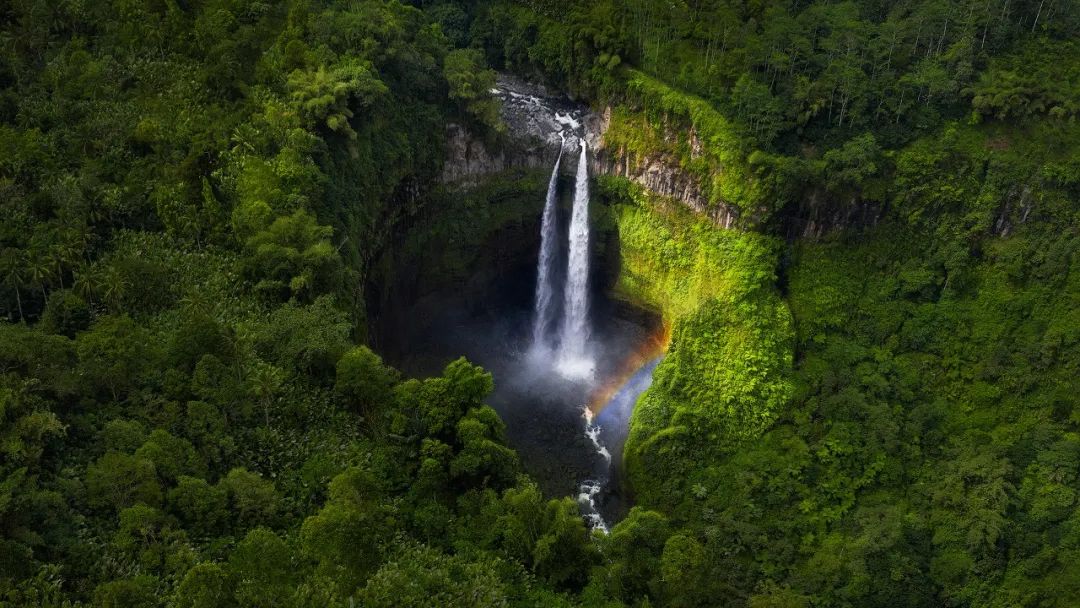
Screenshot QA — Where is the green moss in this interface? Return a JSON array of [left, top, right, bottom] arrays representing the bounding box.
[[599, 177, 794, 509], [603, 70, 768, 216], [601, 176, 778, 317]]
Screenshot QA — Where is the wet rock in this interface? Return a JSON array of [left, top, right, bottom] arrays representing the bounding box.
[[440, 75, 591, 186]]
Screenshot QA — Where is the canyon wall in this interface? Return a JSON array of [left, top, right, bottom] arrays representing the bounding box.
[[441, 75, 881, 238]]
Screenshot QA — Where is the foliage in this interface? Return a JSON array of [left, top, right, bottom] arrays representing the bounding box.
[[472, 0, 1079, 223], [1, 0, 1079, 606], [358, 544, 509, 608], [444, 48, 504, 132], [0, 1, 570, 605], [970, 39, 1080, 122], [599, 178, 794, 508]]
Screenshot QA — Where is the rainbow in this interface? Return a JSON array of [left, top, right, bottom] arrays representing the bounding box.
[[588, 322, 671, 415]]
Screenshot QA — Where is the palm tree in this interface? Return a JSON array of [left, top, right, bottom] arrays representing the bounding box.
[[1, 250, 26, 322], [73, 263, 98, 306], [99, 264, 130, 312], [25, 251, 53, 304], [249, 362, 285, 428], [47, 249, 65, 290], [50, 231, 83, 290]]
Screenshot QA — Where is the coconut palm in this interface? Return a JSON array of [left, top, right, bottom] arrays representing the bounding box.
[[1, 250, 26, 322], [249, 361, 285, 428], [73, 263, 98, 306], [25, 250, 53, 303], [50, 231, 84, 290], [99, 264, 130, 312]]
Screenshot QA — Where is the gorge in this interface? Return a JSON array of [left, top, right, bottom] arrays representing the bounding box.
[[3, 1, 1077, 605], [368, 77, 694, 529]]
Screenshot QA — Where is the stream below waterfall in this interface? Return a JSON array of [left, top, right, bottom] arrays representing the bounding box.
[[389, 278, 661, 528]]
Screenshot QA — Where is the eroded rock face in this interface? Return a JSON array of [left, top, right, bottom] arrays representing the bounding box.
[[439, 74, 590, 185], [587, 107, 740, 229], [783, 190, 884, 240], [441, 74, 880, 237], [440, 123, 548, 184], [441, 75, 733, 225]]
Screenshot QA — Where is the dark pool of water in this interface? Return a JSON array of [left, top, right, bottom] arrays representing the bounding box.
[[389, 282, 656, 524]]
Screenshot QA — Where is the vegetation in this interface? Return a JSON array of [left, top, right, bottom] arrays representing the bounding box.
[[2, 0, 1078, 607], [471, 0, 1079, 222], [597, 178, 795, 506], [0, 1, 576, 606], [467, 0, 1080, 605]]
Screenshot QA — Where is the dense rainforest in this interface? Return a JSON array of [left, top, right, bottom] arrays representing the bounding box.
[[1, 0, 1078, 607]]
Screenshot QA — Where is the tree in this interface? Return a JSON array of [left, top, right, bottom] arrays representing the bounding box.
[[85, 452, 162, 512], [112, 504, 193, 575], [594, 508, 671, 601], [359, 544, 508, 608], [135, 429, 206, 484], [100, 419, 148, 454], [1, 250, 27, 321], [482, 480, 595, 588], [167, 312, 232, 372], [242, 210, 341, 302], [98, 263, 131, 313], [40, 289, 90, 337], [92, 576, 159, 608], [300, 467, 393, 595], [226, 528, 295, 608], [76, 315, 153, 401], [334, 345, 396, 414], [182, 401, 235, 471], [823, 133, 883, 193], [24, 249, 53, 304], [0, 377, 65, 474], [443, 49, 502, 132], [287, 57, 388, 140], [251, 296, 350, 378], [395, 358, 494, 439], [173, 563, 231, 608], [168, 476, 228, 538], [532, 497, 595, 588], [246, 361, 284, 427], [220, 468, 278, 530], [450, 406, 519, 487], [660, 534, 706, 607], [748, 581, 811, 608], [0, 375, 65, 581]]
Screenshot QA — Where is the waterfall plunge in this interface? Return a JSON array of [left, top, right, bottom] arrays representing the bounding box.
[[556, 141, 594, 380], [529, 145, 563, 357]]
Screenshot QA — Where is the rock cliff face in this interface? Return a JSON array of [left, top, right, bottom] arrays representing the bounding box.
[[586, 107, 742, 229], [782, 190, 884, 240], [439, 75, 585, 185], [441, 75, 878, 237], [441, 76, 739, 224], [446, 79, 689, 183]]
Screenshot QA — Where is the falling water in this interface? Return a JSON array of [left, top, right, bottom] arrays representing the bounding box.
[[556, 140, 594, 379], [530, 145, 564, 355]]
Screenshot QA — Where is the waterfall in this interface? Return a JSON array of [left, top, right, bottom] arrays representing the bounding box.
[[556, 140, 593, 378], [530, 146, 563, 355]]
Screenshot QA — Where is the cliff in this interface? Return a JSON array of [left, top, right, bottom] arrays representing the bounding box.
[[441, 75, 878, 237]]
